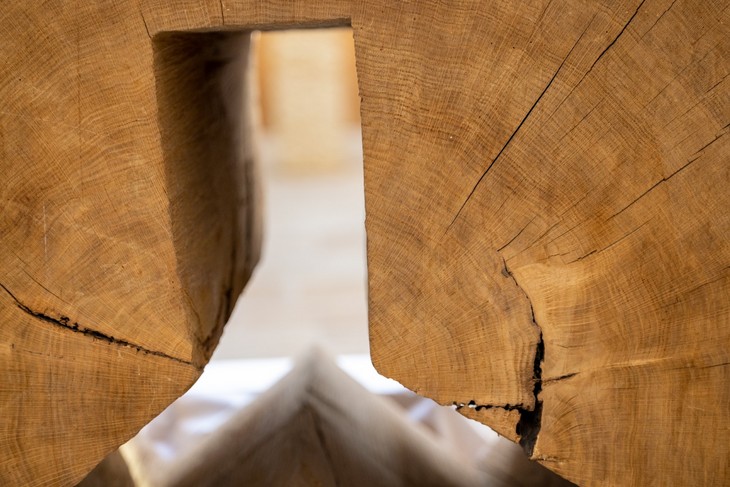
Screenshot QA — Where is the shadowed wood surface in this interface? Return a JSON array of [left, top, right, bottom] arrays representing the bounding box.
[[1, 1, 727, 485], [76, 451, 134, 487]]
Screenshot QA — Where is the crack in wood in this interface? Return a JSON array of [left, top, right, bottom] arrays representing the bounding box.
[[572, 219, 653, 263], [534, 455, 566, 463], [518, 111, 724, 264], [546, 1, 646, 123], [556, 100, 602, 143], [502, 259, 544, 457], [453, 400, 526, 412], [444, 22, 590, 234], [585, 0, 647, 79], [605, 146, 708, 222], [140, 10, 152, 39], [497, 217, 536, 253], [706, 72, 730, 94], [516, 309, 544, 458], [0, 282, 197, 368], [640, 0, 678, 41], [698, 361, 730, 370], [660, 271, 729, 308], [543, 372, 579, 384]]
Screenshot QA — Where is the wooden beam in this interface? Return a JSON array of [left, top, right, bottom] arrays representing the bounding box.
[[1, 1, 727, 485]]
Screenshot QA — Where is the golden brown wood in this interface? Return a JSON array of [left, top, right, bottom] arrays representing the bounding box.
[[0, 3, 263, 485], [1, 1, 727, 485], [363, 2, 730, 486]]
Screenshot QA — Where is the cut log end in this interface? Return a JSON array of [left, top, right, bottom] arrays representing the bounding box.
[[1, 0, 728, 485]]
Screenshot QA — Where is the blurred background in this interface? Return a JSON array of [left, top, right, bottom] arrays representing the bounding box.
[[212, 27, 368, 360]]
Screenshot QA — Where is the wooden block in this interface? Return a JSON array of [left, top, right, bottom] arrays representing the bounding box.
[[0, 5, 262, 485], [1, 1, 727, 485], [362, 2, 730, 486]]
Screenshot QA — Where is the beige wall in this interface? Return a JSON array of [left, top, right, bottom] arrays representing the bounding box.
[[255, 28, 361, 173]]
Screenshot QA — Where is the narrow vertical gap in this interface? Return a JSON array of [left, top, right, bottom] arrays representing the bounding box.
[[212, 27, 368, 360]]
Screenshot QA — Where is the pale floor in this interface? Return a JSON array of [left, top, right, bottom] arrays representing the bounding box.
[[210, 136, 370, 360]]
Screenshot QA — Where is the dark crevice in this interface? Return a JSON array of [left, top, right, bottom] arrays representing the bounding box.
[[502, 259, 544, 457], [543, 372, 578, 384], [516, 306, 544, 458], [0, 283, 197, 368], [453, 401, 526, 412]]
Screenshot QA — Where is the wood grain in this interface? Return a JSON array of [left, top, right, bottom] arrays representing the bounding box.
[[1, 1, 727, 485]]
